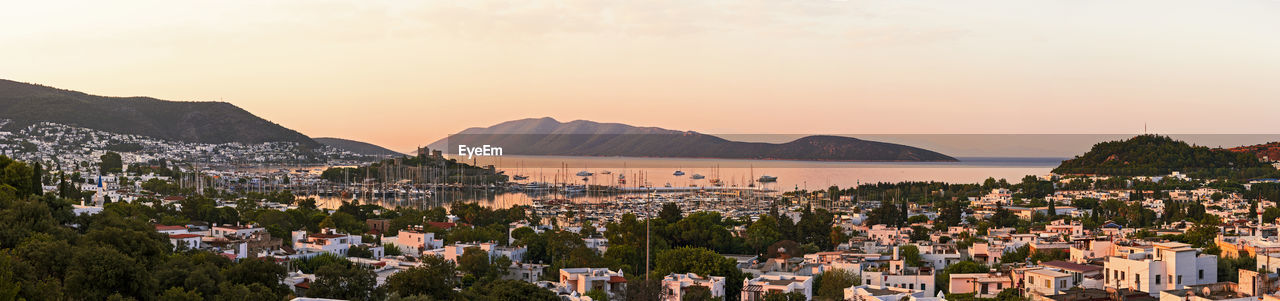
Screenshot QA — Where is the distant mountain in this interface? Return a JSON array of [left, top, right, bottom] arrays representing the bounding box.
[[0, 79, 317, 146], [1053, 135, 1274, 177], [314, 137, 402, 157], [1230, 142, 1280, 163], [429, 117, 957, 161]]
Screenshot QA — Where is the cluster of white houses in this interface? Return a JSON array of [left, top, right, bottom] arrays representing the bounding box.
[[128, 170, 1280, 301]]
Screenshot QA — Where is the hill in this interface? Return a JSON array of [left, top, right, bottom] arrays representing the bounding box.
[[429, 117, 956, 162], [1229, 142, 1280, 163], [314, 137, 402, 157], [0, 79, 317, 146], [1053, 135, 1274, 177]]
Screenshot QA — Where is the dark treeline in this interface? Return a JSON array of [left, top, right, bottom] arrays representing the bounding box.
[[319, 154, 506, 184]]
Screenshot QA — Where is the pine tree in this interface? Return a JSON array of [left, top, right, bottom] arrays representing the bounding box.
[[30, 162, 43, 196], [1047, 198, 1057, 219], [899, 200, 909, 227]]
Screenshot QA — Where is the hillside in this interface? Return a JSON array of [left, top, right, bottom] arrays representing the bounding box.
[[314, 137, 402, 157], [0, 79, 317, 146], [1053, 135, 1274, 177], [1230, 142, 1280, 163], [429, 117, 957, 161]]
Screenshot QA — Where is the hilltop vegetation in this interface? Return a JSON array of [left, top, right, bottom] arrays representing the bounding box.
[[0, 79, 317, 146], [1053, 135, 1278, 178]]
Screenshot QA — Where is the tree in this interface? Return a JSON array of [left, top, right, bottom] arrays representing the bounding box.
[[471, 280, 559, 300], [307, 263, 383, 301], [659, 202, 683, 223], [385, 255, 457, 299], [65, 246, 154, 299], [99, 152, 123, 175], [899, 245, 923, 267], [587, 289, 609, 301], [762, 291, 806, 301], [815, 269, 858, 300], [746, 215, 783, 256], [1047, 199, 1057, 219], [909, 226, 930, 242], [159, 287, 203, 301], [459, 247, 494, 278], [223, 258, 287, 292], [681, 286, 716, 301], [30, 162, 42, 196], [1001, 244, 1031, 264]]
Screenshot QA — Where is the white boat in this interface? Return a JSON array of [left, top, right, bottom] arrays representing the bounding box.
[[576, 171, 593, 177], [673, 170, 685, 176], [690, 174, 705, 180], [758, 175, 777, 183]]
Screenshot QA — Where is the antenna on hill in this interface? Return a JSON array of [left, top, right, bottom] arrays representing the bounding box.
[[1144, 122, 1148, 135]]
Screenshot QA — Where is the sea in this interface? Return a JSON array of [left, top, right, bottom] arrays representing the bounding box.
[[329, 155, 1064, 209]]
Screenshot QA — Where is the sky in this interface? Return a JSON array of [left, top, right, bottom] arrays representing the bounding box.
[[2, 0, 1279, 153]]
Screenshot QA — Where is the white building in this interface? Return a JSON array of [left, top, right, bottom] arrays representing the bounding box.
[[394, 230, 442, 254], [558, 268, 627, 299], [212, 225, 266, 239], [661, 273, 726, 301], [1024, 268, 1075, 296], [742, 274, 813, 301], [1103, 242, 1218, 296]]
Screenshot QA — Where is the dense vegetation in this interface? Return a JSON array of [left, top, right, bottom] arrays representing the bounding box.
[[0, 79, 318, 146], [320, 154, 507, 184], [1053, 135, 1277, 178]]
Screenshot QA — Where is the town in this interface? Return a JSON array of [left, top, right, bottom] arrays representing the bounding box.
[[3, 134, 1280, 301]]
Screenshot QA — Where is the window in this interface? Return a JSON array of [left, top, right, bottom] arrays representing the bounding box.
[[1156, 275, 1161, 284], [997, 283, 1003, 289], [1060, 280, 1067, 288], [1177, 275, 1182, 284], [909, 284, 914, 289], [1135, 274, 1140, 287], [1199, 270, 1204, 280], [1044, 280, 1050, 288]]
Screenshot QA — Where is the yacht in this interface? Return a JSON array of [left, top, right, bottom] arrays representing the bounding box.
[[575, 171, 593, 177], [513, 175, 529, 180], [690, 174, 705, 180], [758, 175, 777, 183], [673, 170, 685, 176]]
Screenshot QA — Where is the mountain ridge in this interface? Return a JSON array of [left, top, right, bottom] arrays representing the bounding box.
[[0, 79, 318, 146], [430, 117, 957, 162]]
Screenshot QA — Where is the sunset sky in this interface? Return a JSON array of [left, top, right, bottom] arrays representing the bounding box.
[[3, 0, 1279, 152]]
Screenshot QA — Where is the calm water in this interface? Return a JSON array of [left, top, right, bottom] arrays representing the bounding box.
[[345, 155, 1064, 208]]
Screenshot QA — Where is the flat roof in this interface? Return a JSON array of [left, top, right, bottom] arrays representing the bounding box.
[[1027, 269, 1071, 278]]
